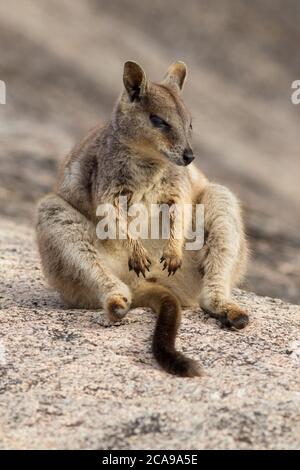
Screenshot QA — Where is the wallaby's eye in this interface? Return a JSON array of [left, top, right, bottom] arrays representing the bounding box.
[[189, 122, 193, 131], [150, 114, 170, 130]]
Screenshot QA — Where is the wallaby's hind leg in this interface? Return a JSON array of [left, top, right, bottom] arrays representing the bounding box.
[[36, 193, 131, 322], [197, 184, 249, 329]]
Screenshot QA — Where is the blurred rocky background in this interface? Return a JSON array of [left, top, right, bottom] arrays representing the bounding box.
[[0, 0, 299, 303]]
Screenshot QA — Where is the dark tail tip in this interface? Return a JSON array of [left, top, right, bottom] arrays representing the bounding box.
[[151, 292, 201, 377], [153, 346, 201, 378]]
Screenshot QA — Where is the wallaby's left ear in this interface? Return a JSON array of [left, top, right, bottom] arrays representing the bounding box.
[[163, 61, 187, 91], [123, 61, 147, 102]]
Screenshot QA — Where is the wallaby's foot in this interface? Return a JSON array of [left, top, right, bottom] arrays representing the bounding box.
[[204, 302, 249, 330], [200, 291, 249, 330], [160, 248, 182, 276], [128, 246, 151, 277], [104, 293, 131, 323], [224, 303, 249, 329]]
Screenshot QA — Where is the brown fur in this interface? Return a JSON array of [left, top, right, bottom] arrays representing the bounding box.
[[36, 61, 249, 377]]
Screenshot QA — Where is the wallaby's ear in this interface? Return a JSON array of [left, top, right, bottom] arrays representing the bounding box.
[[163, 61, 187, 91], [123, 61, 147, 102]]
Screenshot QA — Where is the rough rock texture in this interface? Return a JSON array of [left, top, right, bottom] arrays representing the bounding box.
[[0, 217, 299, 450], [1, 0, 300, 450]]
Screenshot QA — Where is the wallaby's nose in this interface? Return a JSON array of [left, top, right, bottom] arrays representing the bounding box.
[[183, 148, 194, 166]]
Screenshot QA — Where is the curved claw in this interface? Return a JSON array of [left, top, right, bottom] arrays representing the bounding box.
[[134, 267, 144, 278], [128, 255, 151, 278], [168, 266, 178, 276], [162, 254, 182, 276]]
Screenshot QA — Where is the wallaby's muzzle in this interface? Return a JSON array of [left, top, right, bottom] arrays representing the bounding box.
[[182, 148, 194, 166]]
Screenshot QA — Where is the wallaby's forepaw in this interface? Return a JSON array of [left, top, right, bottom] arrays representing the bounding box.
[[128, 248, 151, 277], [160, 249, 182, 276], [105, 294, 131, 323]]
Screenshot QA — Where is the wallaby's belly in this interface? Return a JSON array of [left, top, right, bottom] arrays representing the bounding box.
[[96, 239, 203, 308]]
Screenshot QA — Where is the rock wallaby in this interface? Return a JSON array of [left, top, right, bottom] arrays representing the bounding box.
[[36, 61, 249, 377]]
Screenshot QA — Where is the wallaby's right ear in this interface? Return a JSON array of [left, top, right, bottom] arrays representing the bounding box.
[[123, 61, 147, 102], [163, 61, 187, 91]]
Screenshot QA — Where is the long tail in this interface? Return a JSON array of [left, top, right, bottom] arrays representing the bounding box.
[[133, 282, 201, 377]]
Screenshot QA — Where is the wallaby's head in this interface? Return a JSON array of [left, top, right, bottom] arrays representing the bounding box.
[[115, 61, 194, 167]]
